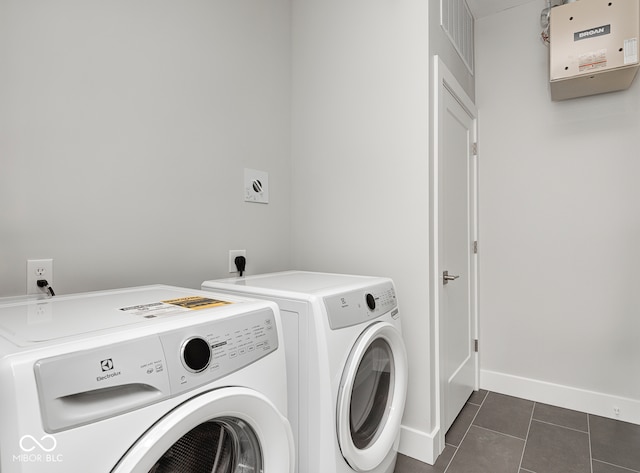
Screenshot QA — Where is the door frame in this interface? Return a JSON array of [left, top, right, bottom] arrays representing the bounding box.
[[431, 55, 479, 452]]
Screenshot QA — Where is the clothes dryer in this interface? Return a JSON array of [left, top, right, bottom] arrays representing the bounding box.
[[202, 271, 408, 473], [0, 285, 293, 473]]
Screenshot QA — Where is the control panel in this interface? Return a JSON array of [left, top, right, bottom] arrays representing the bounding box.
[[324, 282, 397, 330], [34, 308, 278, 432], [161, 308, 278, 395]]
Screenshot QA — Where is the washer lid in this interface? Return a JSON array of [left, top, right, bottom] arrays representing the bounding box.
[[204, 270, 384, 297], [0, 285, 239, 346]]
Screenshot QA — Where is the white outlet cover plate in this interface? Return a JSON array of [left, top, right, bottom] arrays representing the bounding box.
[[228, 249, 247, 273], [244, 168, 269, 204], [27, 259, 53, 295]]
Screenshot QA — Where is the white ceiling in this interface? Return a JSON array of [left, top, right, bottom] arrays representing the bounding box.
[[466, 0, 537, 19]]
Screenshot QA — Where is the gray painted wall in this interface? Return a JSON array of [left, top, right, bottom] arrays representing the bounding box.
[[476, 1, 640, 419], [1, 0, 293, 296], [290, 0, 433, 450]]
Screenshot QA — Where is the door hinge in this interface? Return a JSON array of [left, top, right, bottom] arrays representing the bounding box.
[[472, 142, 478, 156], [474, 339, 479, 352], [473, 240, 478, 254]]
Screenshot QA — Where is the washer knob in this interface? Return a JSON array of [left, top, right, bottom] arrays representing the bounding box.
[[182, 337, 211, 373], [365, 293, 376, 311]]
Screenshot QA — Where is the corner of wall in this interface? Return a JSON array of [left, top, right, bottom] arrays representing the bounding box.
[[398, 424, 441, 466]]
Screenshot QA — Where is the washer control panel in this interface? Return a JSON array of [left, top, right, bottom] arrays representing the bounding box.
[[34, 307, 278, 432], [324, 282, 397, 330], [162, 308, 278, 395]]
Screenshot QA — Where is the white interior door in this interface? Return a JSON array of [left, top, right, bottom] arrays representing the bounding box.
[[434, 56, 478, 439]]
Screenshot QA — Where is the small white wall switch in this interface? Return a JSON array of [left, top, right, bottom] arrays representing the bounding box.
[[228, 250, 247, 273], [244, 168, 269, 204], [27, 259, 53, 295]]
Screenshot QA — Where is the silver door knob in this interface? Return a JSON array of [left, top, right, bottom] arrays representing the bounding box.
[[443, 270, 460, 285]]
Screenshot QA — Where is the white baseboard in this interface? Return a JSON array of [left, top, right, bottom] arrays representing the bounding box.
[[481, 369, 640, 425], [397, 424, 440, 465]]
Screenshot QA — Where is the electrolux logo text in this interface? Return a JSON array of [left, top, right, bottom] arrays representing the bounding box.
[[13, 434, 63, 464], [97, 358, 121, 381]]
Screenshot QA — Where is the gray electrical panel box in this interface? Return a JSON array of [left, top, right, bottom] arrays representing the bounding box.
[[550, 0, 640, 101]]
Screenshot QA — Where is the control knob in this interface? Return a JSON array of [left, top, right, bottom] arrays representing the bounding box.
[[181, 337, 211, 373], [365, 293, 376, 311]]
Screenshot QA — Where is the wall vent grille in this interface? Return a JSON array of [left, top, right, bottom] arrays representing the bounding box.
[[441, 0, 475, 74]]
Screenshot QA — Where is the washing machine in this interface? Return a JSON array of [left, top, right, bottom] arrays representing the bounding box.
[[0, 285, 294, 473], [201, 271, 408, 473]]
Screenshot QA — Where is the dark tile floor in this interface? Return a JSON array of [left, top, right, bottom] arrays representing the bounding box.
[[395, 390, 640, 473]]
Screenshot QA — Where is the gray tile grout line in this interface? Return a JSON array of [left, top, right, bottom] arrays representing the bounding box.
[[443, 390, 488, 473], [592, 458, 640, 473], [588, 413, 593, 473], [471, 424, 529, 442], [442, 426, 463, 471], [521, 407, 636, 473], [467, 389, 489, 407], [429, 392, 639, 473], [588, 415, 640, 473], [517, 400, 536, 472], [530, 417, 590, 434]]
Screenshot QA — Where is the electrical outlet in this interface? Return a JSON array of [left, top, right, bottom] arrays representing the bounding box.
[[228, 250, 247, 273], [27, 259, 54, 295]]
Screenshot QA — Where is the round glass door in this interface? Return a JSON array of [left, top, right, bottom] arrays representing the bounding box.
[[113, 387, 293, 473], [148, 417, 261, 473], [337, 322, 408, 472], [349, 338, 394, 450]]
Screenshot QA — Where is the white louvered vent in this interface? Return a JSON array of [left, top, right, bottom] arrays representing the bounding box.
[[441, 0, 475, 74]]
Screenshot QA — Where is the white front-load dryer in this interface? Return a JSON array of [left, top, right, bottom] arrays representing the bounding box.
[[0, 285, 294, 473], [201, 271, 408, 473]]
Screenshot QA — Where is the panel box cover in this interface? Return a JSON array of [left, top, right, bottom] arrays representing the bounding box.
[[550, 0, 639, 101]]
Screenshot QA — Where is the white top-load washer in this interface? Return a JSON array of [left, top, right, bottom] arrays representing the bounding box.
[[201, 271, 408, 473], [0, 285, 294, 473]]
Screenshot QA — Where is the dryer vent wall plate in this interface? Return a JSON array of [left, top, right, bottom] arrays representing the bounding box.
[[244, 168, 269, 204]]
